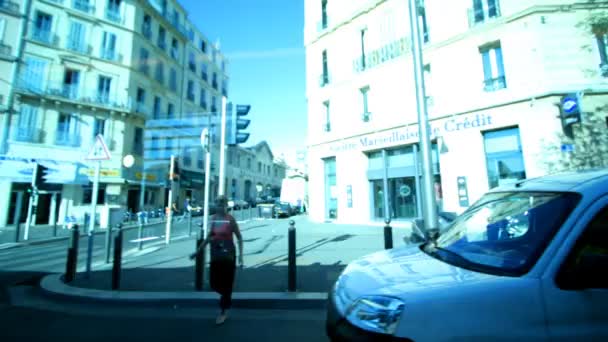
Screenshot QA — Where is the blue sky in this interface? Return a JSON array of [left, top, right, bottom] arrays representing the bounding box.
[[181, 0, 307, 163]]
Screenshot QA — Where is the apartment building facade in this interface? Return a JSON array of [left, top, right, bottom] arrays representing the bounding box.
[[224, 141, 288, 202], [0, 0, 229, 229], [305, 0, 608, 224]]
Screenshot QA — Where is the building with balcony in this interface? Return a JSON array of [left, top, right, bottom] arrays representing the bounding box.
[[0, 0, 21, 114], [305, 0, 608, 224], [0, 0, 229, 229]]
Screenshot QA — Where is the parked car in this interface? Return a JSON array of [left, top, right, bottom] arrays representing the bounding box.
[[228, 199, 249, 210], [274, 201, 294, 218], [188, 203, 217, 217], [326, 170, 608, 342]]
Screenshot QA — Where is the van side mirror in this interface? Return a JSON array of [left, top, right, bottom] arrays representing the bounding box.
[[558, 253, 608, 290]]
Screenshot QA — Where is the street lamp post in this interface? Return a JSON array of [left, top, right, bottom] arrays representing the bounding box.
[[407, 0, 439, 234], [165, 154, 176, 245]]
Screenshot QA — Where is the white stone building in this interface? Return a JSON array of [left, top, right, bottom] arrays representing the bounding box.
[[304, 0, 608, 224]]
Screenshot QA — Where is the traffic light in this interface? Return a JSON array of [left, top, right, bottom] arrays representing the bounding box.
[[560, 93, 582, 139], [226, 102, 251, 145], [33, 163, 49, 190]]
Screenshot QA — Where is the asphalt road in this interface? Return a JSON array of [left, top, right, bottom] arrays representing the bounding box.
[[0, 218, 197, 274], [2, 285, 330, 342]]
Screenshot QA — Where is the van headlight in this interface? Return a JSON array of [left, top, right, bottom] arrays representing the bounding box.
[[345, 296, 405, 335]]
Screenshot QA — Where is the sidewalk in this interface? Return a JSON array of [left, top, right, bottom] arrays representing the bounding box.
[[37, 215, 412, 308]]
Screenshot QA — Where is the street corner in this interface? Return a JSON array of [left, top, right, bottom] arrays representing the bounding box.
[[38, 273, 329, 310]]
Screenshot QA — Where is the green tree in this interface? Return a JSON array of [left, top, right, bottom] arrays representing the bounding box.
[[539, 9, 608, 172], [540, 106, 608, 172]]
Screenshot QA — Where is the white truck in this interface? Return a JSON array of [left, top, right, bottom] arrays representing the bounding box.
[[279, 177, 307, 213]]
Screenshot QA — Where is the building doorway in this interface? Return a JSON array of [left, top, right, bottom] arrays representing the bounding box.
[[368, 144, 440, 221]]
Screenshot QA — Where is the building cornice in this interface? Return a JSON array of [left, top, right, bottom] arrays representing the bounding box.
[[306, 88, 608, 149]]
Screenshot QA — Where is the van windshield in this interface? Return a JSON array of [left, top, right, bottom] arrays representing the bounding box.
[[426, 191, 581, 276]]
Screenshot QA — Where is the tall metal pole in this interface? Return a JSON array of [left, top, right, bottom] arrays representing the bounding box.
[[86, 160, 101, 277], [381, 150, 391, 223], [408, 0, 438, 232], [165, 155, 175, 244], [218, 96, 227, 197], [202, 117, 212, 239], [23, 162, 38, 240], [138, 170, 146, 250]]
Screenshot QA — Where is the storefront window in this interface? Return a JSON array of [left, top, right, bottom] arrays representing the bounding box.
[[367, 144, 439, 220], [324, 157, 337, 219], [484, 127, 526, 189], [371, 178, 418, 219]]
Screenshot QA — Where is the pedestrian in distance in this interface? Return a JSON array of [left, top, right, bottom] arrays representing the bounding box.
[[190, 195, 244, 325], [179, 197, 192, 222]]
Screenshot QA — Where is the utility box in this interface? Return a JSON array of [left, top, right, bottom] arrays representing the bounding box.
[[108, 208, 124, 229], [258, 204, 274, 219]]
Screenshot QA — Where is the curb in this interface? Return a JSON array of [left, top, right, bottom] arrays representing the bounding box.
[[40, 274, 328, 310]]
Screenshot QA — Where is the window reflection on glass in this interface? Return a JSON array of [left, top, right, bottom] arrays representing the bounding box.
[[324, 157, 337, 219], [484, 127, 526, 189]]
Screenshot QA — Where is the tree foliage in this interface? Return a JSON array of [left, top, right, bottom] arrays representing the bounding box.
[[539, 106, 608, 172]]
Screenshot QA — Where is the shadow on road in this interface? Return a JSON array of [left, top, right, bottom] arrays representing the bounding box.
[[252, 234, 356, 267]]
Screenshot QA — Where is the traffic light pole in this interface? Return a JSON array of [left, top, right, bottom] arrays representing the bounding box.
[[408, 0, 438, 234], [202, 125, 212, 239], [218, 96, 227, 197], [165, 155, 175, 245], [23, 162, 39, 241], [86, 160, 101, 278]]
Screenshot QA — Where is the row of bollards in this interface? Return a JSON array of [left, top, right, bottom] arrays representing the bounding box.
[[64, 223, 123, 290], [60, 217, 344, 294]]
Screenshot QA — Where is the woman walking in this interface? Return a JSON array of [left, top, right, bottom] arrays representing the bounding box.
[[191, 195, 243, 325]]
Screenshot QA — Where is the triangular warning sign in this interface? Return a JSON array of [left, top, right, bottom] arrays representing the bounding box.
[[86, 134, 111, 161]]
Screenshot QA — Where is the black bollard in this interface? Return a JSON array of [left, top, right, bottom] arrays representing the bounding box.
[[111, 224, 123, 290], [287, 220, 296, 292], [384, 224, 393, 249], [53, 219, 58, 237], [14, 223, 20, 243], [194, 237, 204, 291], [64, 224, 80, 283]]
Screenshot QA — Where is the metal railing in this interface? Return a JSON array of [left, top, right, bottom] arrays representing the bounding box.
[[66, 40, 91, 55], [100, 49, 122, 62], [483, 76, 507, 92], [139, 63, 150, 75], [0, 42, 12, 57], [134, 102, 148, 115], [55, 131, 82, 147], [105, 8, 122, 23], [13, 127, 43, 143], [142, 26, 152, 39], [170, 47, 179, 60], [0, 0, 19, 13], [31, 29, 59, 46], [22, 81, 130, 109], [72, 0, 94, 13]]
